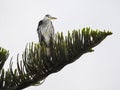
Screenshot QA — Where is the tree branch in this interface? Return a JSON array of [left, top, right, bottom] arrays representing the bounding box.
[[0, 27, 112, 90]]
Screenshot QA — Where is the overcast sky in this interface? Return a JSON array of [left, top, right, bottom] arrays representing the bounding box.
[[0, 0, 120, 90]]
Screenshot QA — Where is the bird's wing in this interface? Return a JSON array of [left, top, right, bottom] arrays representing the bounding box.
[[37, 21, 43, 43]]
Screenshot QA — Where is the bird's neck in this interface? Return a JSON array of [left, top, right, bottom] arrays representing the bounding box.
[[43, 19, 51, 23]]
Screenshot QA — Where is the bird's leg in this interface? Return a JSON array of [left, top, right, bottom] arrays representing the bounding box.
[[46, 47, 50, 56]]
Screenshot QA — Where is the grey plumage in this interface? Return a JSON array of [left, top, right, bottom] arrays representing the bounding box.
[[37, 14, 57, 56], [37, 14, 57, 46]]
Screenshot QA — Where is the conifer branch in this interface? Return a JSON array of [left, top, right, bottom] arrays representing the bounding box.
[[0, 28, 112, 90]]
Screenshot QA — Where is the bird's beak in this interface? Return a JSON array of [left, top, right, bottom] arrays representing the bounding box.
[[50, 17, 57, 20]]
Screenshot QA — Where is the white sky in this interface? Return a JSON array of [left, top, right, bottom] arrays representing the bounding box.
[[0, 0, 120, 90]]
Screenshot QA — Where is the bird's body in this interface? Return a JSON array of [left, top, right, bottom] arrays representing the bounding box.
[[37, 14, 57, 46], [37, 14, 57, 56]]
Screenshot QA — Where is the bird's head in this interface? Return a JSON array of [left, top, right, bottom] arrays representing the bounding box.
[[44, 14, 57, 20]]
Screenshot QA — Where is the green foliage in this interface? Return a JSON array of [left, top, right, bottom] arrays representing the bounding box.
[[0, 47, 9, 90], [0, 47, 9, 71], [0, 28, 112, 90]]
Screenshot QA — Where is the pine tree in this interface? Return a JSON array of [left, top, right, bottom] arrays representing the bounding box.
[[0, 27, 112, 90]]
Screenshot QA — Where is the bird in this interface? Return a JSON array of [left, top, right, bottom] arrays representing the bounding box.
[[37, 14, 57, 46], [37, 14, 57, 55]]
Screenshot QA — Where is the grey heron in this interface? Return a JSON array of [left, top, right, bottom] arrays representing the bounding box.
[[37, 14, 57, 46], [37, 14, 57, 56]]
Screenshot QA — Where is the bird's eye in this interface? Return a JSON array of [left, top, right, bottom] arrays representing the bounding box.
[[45, 14, 50, 17]]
